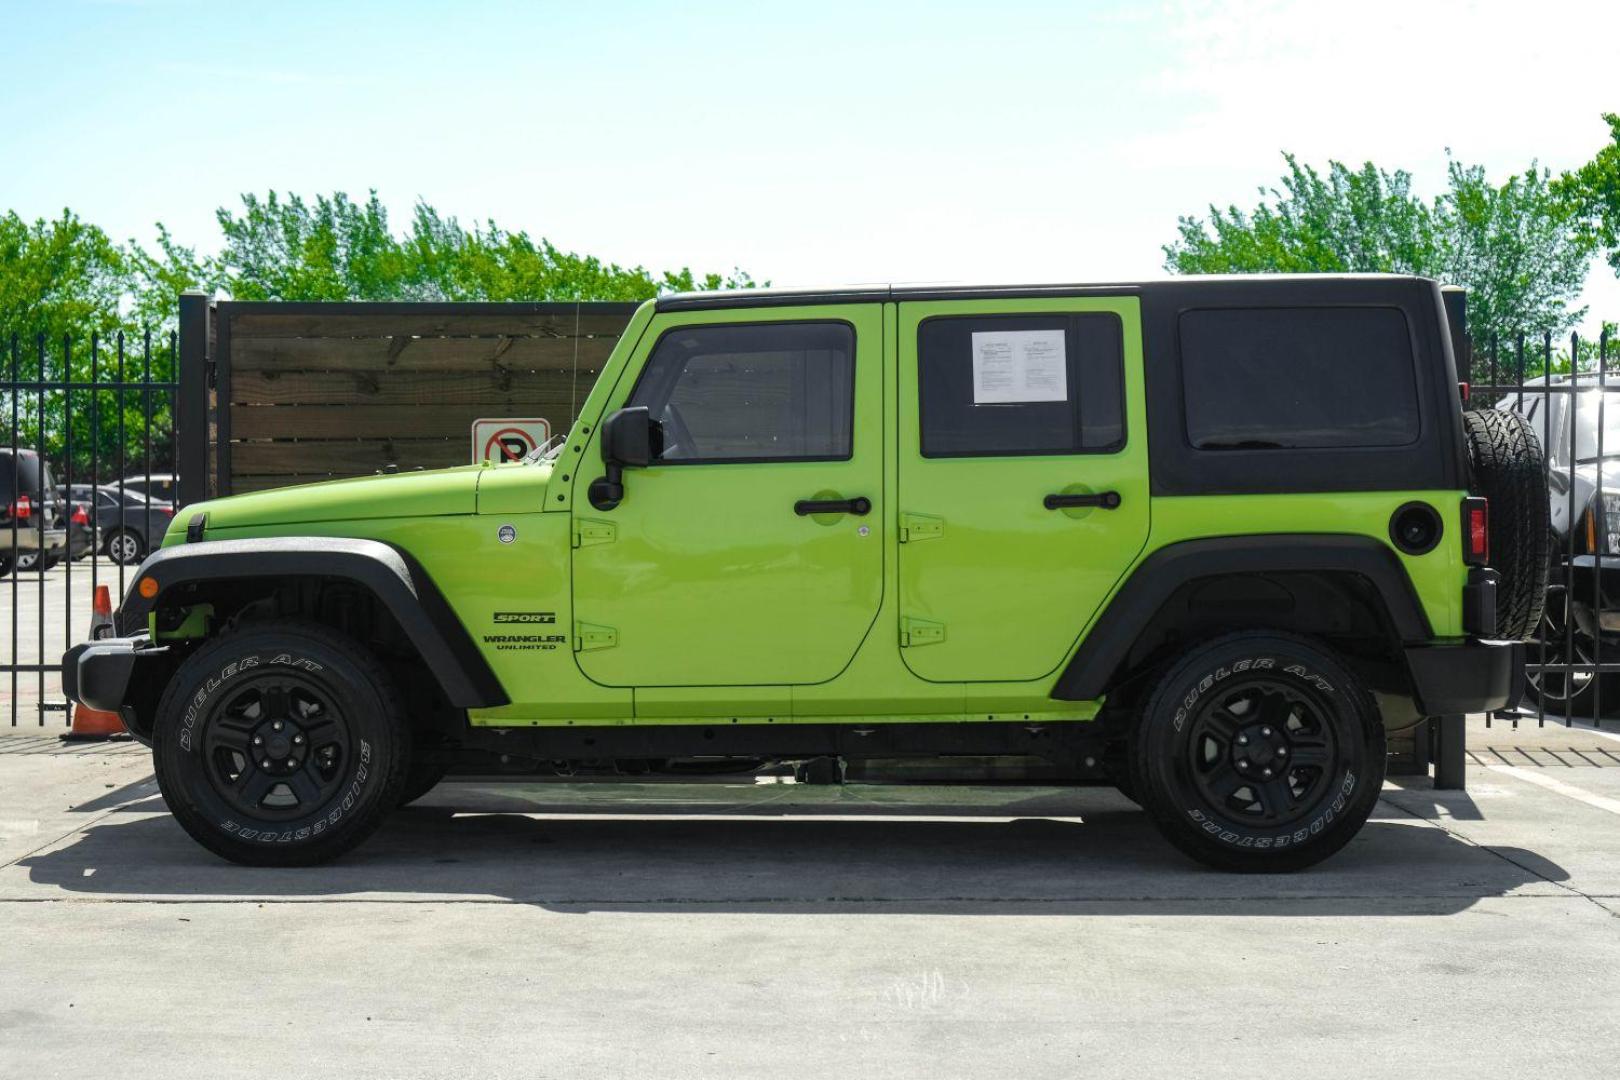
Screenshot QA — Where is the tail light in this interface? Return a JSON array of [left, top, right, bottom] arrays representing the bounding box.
[[8, 495, 31, 521], [156, 505, 174, 517], [71, 504, 90, 526], [1462, 497, 1489, 566]]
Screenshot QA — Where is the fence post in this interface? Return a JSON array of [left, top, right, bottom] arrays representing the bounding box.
[[176, 290, 211, 509]]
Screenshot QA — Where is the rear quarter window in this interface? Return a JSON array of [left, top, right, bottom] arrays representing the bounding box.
[[1179, 307, 1420, 450]]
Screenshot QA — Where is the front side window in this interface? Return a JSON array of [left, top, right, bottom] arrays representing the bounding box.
[[628, 322, 854, 464], [1180, 307, 1421, 450], [917, 313, 1125, 457]]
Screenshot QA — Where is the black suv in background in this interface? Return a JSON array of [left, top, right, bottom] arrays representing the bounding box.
[[0, 449, 69, 575]]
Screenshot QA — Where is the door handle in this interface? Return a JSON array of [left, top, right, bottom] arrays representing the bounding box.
[[795, 496, 872, 516], [1043, 491, 1121, 511]]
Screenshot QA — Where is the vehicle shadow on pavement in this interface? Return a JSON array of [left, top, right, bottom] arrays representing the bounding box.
[[16, 780, 1570, 916]]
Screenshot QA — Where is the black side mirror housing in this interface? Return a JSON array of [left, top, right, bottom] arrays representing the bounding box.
[[602, 406, 657, 468], [589, 407, 662, 510]]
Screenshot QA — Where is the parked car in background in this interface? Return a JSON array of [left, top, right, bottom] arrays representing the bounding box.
[[66, 499, 95, 560], [58, 484, 176, 565], [1, 449, 69, 576], [1495, 374, 1620, 713], [119, 473, 178, 506]]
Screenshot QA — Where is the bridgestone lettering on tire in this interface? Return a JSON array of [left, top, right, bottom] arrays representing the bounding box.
[[1131, 631, 1386, 872], [1463, 408, 1550, 641], [151, 619, 410, 867]]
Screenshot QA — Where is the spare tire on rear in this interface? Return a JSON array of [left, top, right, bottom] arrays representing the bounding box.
[[1462, 408, 1549, 640]]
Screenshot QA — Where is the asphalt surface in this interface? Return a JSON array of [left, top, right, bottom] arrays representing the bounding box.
[[2, 717, 1619, 1079]]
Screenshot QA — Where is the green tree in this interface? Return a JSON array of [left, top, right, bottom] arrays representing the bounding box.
[[1164, 152, 1591, 346], [213, 190, 756, 302], [0, 210, 171, 481], [1556, 112, 1620, 278]]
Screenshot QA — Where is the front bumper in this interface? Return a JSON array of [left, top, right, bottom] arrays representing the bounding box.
[[62, 634, 166, 743], [1404, 640, 1524, 715]]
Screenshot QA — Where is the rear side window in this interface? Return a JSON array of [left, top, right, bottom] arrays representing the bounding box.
[[628, 322, 854, 463], [0, 452, 43, 497], [918, 314, 1125, 457], [1180, 307, 1420, 450]]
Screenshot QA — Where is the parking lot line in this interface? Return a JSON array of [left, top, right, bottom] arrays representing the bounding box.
[[1488, 763, 1620, 816]]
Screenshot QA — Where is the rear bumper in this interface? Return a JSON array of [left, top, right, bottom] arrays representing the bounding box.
[[1404, 640, 1524, 715], [4, 525, 67, 554]]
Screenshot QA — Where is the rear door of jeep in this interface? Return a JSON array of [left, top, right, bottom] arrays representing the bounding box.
[[894, 295, 1151, 682]]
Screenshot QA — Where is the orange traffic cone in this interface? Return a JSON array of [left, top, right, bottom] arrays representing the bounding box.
[[61, 585, 128, 742]]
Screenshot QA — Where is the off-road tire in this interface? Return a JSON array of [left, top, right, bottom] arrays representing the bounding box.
[[1131, 631, 1386, 872], [35, 552, 59, 571], [1463, 408, 1549, 640], [152, 620, 410, 866]]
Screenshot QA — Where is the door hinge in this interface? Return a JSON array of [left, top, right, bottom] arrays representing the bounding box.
[[573, 622, 618, 652], [572, 519, 616, 548], [900, 617, 946, 647], [898, 512, 943, 543]]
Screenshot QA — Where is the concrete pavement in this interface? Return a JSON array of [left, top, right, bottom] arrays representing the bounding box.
[[2, 721, 1619, 1079]]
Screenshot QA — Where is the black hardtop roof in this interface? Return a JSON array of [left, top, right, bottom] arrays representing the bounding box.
[[656, 273, 1445, 312]]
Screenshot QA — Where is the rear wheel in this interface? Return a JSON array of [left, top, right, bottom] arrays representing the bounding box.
[[1131, 631, 1385, 872], [106, 529, 145, 566], [152, 620, 410, 866], [0, 554, 11, 576]]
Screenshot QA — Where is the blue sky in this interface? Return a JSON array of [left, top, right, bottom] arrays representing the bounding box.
[[2, 0, 1617, 324]]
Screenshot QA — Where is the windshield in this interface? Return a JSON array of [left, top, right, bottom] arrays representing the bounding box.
[[1573, 390, 1620, 462]]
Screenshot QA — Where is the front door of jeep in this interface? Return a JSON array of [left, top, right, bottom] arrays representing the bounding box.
[[570, 307, 884, 689], [895, 297, 1150, 683]]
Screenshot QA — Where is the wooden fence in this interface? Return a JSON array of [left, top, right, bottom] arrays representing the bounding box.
[[181, 300, 640, 497]]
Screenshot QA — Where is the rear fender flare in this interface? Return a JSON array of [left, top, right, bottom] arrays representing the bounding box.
[[1052, 535, 1433, 701]]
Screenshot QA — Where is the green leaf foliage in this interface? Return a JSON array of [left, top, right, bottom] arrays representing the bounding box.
[[1165, 151, 1595, 347]]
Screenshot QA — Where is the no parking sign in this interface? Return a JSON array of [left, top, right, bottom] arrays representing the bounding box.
[[472, 418, 552, 463]]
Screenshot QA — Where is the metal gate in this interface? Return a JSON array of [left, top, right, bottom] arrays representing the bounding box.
[[2, 329, 181, 726], [1473, 327, 1618, 732]]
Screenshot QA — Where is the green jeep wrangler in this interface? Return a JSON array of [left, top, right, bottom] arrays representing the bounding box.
[[63, 275, 1547, 871]]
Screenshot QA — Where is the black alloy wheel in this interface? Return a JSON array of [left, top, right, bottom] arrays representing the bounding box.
[[153, 620, 409, 866], [1131, 631, 1385, 872], [202, 676, 353, 822]]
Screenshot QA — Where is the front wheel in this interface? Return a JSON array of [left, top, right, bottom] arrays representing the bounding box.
[[1131, 631, 1385, 872], [152, 620, 411, 866]]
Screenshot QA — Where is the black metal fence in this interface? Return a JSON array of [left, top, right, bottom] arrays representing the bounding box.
[[1473, 327, 1619, 730], [3, 329, 183, 726]]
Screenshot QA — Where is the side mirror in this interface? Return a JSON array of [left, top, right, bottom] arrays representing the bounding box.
[[602, 406, 658, 468], [589, 407, 662, 510]]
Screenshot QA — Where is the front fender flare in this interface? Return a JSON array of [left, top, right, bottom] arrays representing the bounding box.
[[117, 536, 508, 708]]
